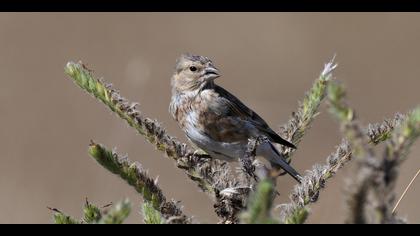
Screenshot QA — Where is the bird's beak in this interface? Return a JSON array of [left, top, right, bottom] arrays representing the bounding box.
[[203, 66, 220, 81]]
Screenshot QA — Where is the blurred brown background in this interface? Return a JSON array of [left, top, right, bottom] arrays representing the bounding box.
[[0, 13, 419, 224]]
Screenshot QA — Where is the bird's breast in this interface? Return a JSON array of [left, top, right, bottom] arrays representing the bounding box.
[[171, 91, 218, 128], [172, 89, 250, 139]]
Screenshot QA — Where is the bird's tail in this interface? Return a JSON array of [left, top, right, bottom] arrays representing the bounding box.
[[270, 158, 302, 184], [257, 141, 302, 183]]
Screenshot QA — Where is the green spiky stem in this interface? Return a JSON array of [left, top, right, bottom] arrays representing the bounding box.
[[88, 141, 189, 223]]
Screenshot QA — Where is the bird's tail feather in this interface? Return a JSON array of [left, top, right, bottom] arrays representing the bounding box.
[[266, 142, 302, 183]]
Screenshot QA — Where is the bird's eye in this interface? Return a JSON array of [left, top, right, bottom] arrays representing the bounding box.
[[189, 66, 197, 72]]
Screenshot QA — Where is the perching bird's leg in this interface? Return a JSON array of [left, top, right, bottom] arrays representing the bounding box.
[[193, 148, 212, 159], [240, 136, 271, 183]]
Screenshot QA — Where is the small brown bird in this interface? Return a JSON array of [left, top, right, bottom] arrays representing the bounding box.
[[169, 54, 302, 183]]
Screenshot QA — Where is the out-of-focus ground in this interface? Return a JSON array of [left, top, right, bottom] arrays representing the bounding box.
[[0, 13, 419, 224]]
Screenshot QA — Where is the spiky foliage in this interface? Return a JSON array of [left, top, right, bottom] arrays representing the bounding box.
[[50, 208, 80, 224], [142, 202, 165, 224], [59, 58, 419, 224], [278, 140, 352, 224], [98, 200, 131, 224], [369, 108, 420, 224], [277, 80, 412, 224], [327, 81, 418, 224], [83, 199, 102, 223], [386, 108, 420, 162], [50, 199, 130, 224], [240, 179, 278, 224], [65, 61, 258, 223], [279, 57, 337, 159], [327, 81, 373, 158], [65, 62, 237, 198], [367, 113, 406, 145], [88, 141, 189, 224]]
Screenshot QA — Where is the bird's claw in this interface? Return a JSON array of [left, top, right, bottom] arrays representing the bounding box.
[[193, 149, 212, 159]]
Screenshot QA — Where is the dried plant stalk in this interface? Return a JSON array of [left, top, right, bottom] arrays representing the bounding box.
[[393, 169, 420, 213]]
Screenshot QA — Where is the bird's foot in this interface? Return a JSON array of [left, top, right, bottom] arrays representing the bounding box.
[[193, 149, 212, 159]]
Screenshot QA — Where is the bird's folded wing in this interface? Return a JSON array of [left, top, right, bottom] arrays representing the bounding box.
[[214, 85, 296, 149]]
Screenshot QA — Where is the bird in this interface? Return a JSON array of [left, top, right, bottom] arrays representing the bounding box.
[[169, 53, 302, 183]]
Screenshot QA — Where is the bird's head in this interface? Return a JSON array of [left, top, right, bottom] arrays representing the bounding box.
[[171, 53, 220, 93]]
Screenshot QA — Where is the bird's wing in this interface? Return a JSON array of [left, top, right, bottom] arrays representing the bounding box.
[[214, 85, 296, 149]]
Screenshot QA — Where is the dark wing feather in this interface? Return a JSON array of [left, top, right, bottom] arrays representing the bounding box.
[[214, 85, 296, 149]]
